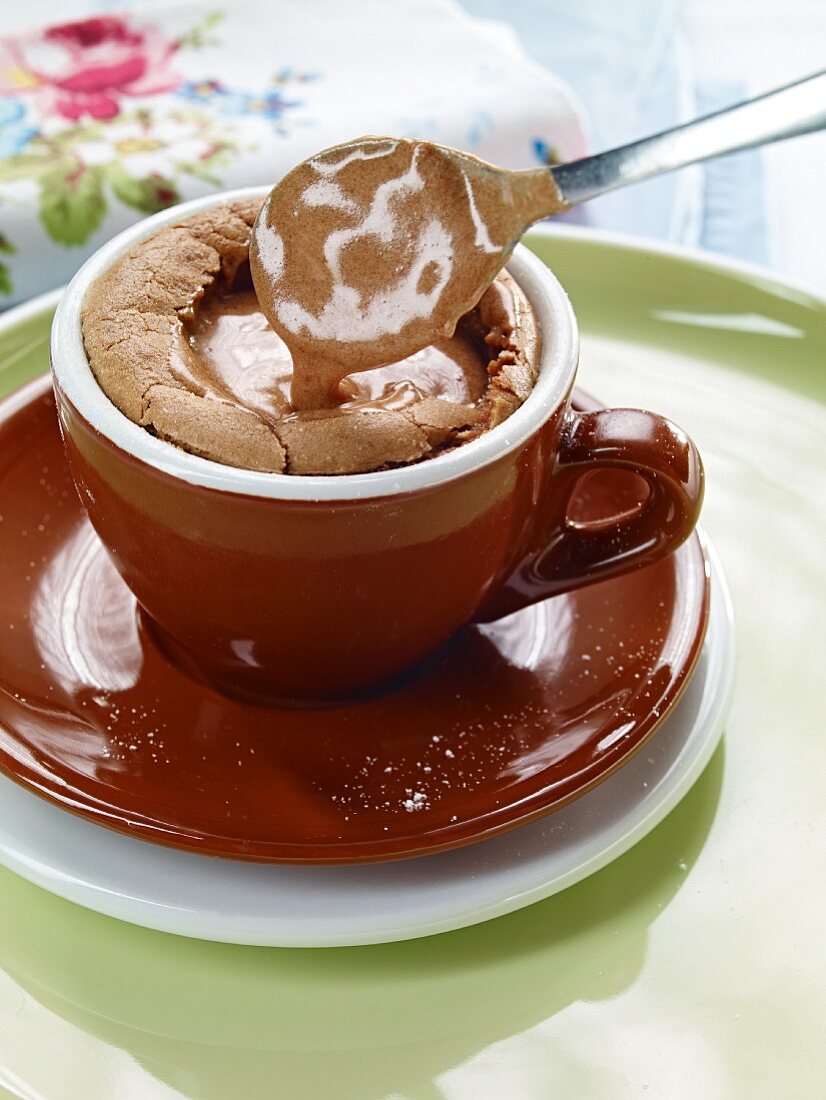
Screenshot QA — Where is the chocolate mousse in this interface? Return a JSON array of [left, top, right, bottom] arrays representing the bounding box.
[[82, 197, 540, 475], [251, 136, 561, 409]]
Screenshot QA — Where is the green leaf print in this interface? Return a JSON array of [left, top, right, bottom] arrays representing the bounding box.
[[0, 150, 62, 183], [177, 10, 225, 49], [176, 159, 222, 186], [39, 164, 106, 246], [107, 163, 181, 214]]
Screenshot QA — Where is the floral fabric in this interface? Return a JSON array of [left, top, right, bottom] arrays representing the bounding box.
[[0, 0, 586, 307]]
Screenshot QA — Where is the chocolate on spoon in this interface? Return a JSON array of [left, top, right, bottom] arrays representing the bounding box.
[[251, 71, 826, 409], [250, 137, 562, 409]]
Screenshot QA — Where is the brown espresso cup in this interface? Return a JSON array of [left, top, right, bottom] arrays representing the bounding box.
[[51, 189, 703, 703]]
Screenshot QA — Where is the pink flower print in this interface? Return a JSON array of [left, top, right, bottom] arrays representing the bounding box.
[[0, 16, 183, 122]]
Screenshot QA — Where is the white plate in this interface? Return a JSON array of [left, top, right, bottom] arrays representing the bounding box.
[[0, 539, 734, 948]]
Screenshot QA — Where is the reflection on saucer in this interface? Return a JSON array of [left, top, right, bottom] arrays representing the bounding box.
[[0, 379, 709, 864]]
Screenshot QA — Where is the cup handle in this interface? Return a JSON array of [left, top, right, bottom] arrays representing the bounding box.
[[474, 407, 704, 623]]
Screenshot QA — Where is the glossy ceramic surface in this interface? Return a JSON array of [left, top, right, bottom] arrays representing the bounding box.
[[0, 377, 708, 863], [0, 229, 824, 1098], [52, 199, 702, 702], [0, 544, 732, 945]]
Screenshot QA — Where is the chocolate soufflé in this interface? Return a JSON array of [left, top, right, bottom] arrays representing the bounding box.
[[81, 198, 540, 475]]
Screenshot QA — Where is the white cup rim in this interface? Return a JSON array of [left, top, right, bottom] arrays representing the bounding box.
[[51, 186, 579, 501]]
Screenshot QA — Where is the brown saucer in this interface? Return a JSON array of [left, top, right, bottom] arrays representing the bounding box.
[[0, 378, 709, 864]]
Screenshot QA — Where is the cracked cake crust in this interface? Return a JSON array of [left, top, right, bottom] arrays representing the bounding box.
[[81, 199, 540, 476]]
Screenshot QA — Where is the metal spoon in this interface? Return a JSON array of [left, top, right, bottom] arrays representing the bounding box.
[[550, 67, 826, 207]]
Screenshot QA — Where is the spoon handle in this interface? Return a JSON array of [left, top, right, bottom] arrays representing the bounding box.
[[550, 69, 826, 207]]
